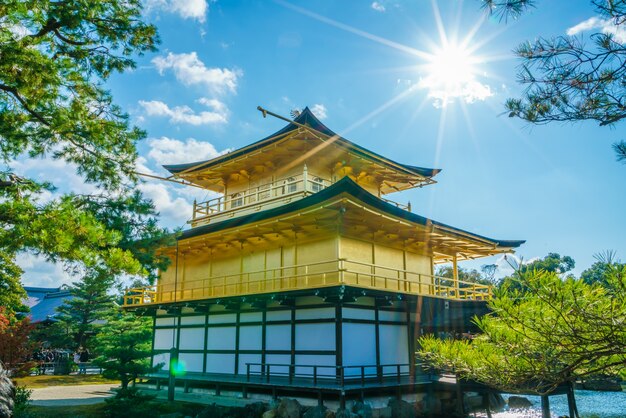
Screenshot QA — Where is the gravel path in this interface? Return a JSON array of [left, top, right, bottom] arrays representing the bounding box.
[[30, 384, 117, 406]]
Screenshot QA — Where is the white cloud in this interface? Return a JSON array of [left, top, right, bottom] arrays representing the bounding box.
[[137, 181, 193, 225], [139, 98, 228, 125], [147, 136, 224, 165], [417, 77, 493, 108], [152, 52, 242, 95], [144, 0, 208, 23], [371, 2, 386, 12], [17, 253, 75, 288], [567, 16, 626, 43], [310, 104, 328, 120]]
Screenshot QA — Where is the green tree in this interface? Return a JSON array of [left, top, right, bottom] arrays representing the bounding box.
[[0, 1, 168, 320], [93, 310, 155, 391], [0, 253, 27, 316], [435, 265, 492, 286], [55, 270, 115, 350], [481, 0, 626, 162], [580, 250, 625, 286], [419, 266, 626, 396], [500, 252, 575, 292]]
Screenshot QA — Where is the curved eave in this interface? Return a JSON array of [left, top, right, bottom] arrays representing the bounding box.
[[164, 107, 441, 180], [179, 177, 524, 251]]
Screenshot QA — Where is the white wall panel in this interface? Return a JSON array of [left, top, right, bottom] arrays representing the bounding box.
[[343, 307, 375, 320], [296, 307, 335, 320], [379, 324, 408, 365], [266, 324, 291, 350], [154, 329, 177, 350], [266, 310, 291, 321], [265, 354, 291, 375], [208, 313, 237, 324], [378, 310, 405, 322], [155, 317, 176, 326], [295, 323, 335, 351], [240, 312, 263, 322], [179, 328, 205, 350], [205, 353, 235, 374], [180, 315, 205, 325], [237, 354, 262, 375], [294, 354, 335, 377], [179, 353, 203, 373], [239, 325, 262, 350], [207, 327, 236, 350], [152, 352, 170, 370], [342, 323, 376, 372]]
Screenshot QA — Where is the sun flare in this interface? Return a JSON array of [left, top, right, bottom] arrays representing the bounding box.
[[419, 41, 491, 107]]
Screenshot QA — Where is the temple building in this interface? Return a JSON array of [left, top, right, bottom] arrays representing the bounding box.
[[124, 107, 524, 402]]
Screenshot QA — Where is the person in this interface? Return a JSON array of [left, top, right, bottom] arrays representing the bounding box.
[[73, 350, 81, 373], [78, 348, 90, 374]]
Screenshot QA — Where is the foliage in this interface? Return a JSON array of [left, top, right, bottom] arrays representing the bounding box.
[[0, 308, 37, 377], [29, 321, 72, 351], [481, 0, 626, 162], [580, 250, 625, 286], [419, 266, 626, 395], [1, 1, 170, 329], [103, 387, 156, 418], [435, 265, 494, 286], [55, 271, 116, 350], [93, 310, 155, 390], [0, 253, 27, 316], [500, 252, 575, 292], [12, 385, 32, 418], [0, 0, 157, 188]]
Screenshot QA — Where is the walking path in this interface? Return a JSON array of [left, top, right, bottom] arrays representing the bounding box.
[[30, 384, 117, 406]]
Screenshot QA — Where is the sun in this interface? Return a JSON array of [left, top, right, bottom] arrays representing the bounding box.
[[419, 41, 490, 107]]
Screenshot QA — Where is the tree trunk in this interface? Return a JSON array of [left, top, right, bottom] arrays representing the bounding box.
[[541, 395, 550, 418]]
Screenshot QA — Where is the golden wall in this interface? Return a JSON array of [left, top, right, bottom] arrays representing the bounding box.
[[156, 233, 434, 302]]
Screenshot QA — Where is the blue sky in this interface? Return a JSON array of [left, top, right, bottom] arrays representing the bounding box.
[[18, 0, 626, 286]]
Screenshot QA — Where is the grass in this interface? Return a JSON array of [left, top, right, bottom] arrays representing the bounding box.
[[25, 399, 207, 418], [27, 403, 106, 418], [14, 374, 118, 389]]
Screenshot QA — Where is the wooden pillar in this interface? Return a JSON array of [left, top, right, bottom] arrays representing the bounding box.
[[302, 164, 308, 193], [541, 395, 550, 418], [452, 254, 459, 298], [567, 383, 579, 418], [168, 346, 178, 402]]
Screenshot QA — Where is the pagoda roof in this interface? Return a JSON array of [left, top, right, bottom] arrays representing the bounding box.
[[163, 107, 440, 180], [177, 177, 524, 261]]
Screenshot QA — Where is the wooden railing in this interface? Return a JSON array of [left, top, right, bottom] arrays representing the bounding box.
[[245, 362, 418, 387], [191, 167, 412, 222], [192, 168, 328, 221], [122, 259, 492, 307]]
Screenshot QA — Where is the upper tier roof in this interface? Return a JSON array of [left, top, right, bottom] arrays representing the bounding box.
[[163, 107, 441, 192], [176, 177, 524, 263]]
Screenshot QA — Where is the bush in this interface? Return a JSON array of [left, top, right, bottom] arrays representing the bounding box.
[[103, 387, 156, 418], [12, 385, 32, 418]]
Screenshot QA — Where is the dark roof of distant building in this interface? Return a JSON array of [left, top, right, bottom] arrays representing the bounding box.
[[23, 286, 72, 323], [164, 107, 441, 179]]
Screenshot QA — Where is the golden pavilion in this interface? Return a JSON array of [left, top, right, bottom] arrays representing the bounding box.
[[124, 106, 524, 403]]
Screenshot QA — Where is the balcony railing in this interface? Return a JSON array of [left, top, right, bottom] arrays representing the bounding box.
[[122, 258, 492, 307], [191, 167, 412, 223], [192, 169, 328, 222]]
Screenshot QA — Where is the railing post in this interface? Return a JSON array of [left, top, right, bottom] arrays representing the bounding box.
[[192, 199, 197, 219], [361, 366, 365, 387], [314, 366, 318, 386], [302, 164, 308, 193], [246, 363, 250, 382], [397, 364, 401, 383], [267, 364, 270, 383]]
